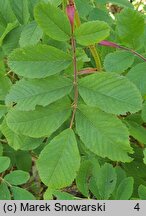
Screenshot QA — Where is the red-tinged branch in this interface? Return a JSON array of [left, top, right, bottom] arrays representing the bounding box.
[[119, 45, 146, 62], [99, 40, 146, 62], [78, 67, 97, 75], [69, 0, 102, 71], [66, 1, 78, 128], [70, 35, 78, 129]]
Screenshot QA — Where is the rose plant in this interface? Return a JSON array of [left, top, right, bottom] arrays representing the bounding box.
[[0, 0, 146, 200]]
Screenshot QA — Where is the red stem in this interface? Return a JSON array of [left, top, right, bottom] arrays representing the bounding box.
[[70, 35, 78, 129], [119, 45, 146, 62], [78, 68, 97, 75]]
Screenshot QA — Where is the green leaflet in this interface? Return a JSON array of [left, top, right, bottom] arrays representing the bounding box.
[[0, 183, 11, 200], [115, 177, 134, 200], [9, 0, 30, 25], [0, 105, 7, 120], [4, 170, 30, 185], [27, 0, 40, 19], [1, 120, 42, 150], [94, 163, 117, 200], [88, 8, 112, 25], [75, 0, 93, 19], [8, 44, 72, 78], [19, 21, 43, 47], [104, 51, 134, 74], [75, 21, 110, 46], [6, 97, 71, 138], [0, 156, 10, 173], [76, 159, 92, 197], [124, 120, 146, 145], [0, 0, 16, 27], [0, 21, 18, 47], [11, 186, 35, 200], [76, 104, 133, 162], [34, 2, 71, 41], [79, 73, 142, 115], [116, 8, 144, 47], [44, 189, 79, 201], [5, 75, 73, 111], [44, 188, 53, 200], [114, 167, 127, 195], [127, 62, 146, 96], [2, 26, 23, 55], [138, 185, 146, 200], [89, 177, 101, 199], [0, 74, 11, 100], [37, 129, 80, 188]]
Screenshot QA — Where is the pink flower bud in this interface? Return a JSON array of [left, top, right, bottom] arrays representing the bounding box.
[[66, 4, 75, 30], [98, 40, 120, 48]]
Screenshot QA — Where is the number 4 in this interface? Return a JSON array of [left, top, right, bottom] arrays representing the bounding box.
[[134, 203, 140, 211]]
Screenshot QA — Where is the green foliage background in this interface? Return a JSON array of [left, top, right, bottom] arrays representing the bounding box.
[[0, 0, 146, 200]]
